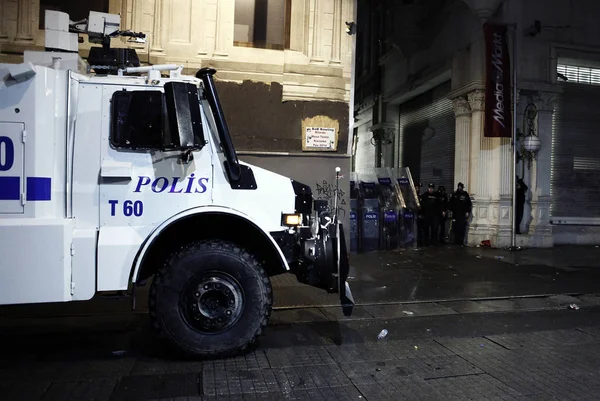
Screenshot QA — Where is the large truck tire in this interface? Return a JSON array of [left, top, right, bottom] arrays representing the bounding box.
[[149, 240, 272, 358]]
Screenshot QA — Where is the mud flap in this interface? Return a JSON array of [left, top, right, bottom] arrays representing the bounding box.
[[333, 222, 354, 316]]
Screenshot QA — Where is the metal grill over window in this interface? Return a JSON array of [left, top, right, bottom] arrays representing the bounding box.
[[551, 80, 600, 218], [557, 64, 600, 85], [398, 81, 455, 192]]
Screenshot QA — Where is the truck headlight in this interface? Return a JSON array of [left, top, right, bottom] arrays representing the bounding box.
[[282, 213, 302, 227]]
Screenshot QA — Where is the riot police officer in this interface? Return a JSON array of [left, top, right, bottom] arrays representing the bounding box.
[[416, 182, 425, 247], [450, 182, 472, 246], [437, 186, 449, 244], [421, 183, 442, 246], [515, 175, 528, 234]]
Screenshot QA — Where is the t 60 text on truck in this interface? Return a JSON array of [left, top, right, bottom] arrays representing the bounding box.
[[0, 10, 354, 357]]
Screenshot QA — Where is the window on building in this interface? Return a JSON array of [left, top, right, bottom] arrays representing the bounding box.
[[39, 0, 109, 29], [557, 63, 600, 85], [234, 0, 291, 50]]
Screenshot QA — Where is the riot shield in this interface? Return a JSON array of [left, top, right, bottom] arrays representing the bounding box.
[[393, 167, 420, 249], [375, 167, 401, 250], [357, 171, 380, 252], [349, 172, 359, 254]]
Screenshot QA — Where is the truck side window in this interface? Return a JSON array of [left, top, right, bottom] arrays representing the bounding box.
[[110, 90, 166, 149]]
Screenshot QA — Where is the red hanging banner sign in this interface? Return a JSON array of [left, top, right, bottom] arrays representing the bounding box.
[[484, 23, 512, 138]]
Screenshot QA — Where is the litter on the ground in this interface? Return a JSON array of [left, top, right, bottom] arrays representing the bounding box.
[[569, 304, 580, 310], [377, 329, 388, 340], [495, 256, 505, 260], [112, 350, 127, 356], [476, 255, 483, 259], [403, 311, 414, 315]]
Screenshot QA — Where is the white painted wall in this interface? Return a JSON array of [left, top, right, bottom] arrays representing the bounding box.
[[354, 121, 375, 174]]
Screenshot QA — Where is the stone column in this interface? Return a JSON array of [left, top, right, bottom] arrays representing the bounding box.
[[213, 0, 231, 57], [478, 129, 502, 201], [526, 91, 557, 246], [196, 0, 208, 56], [309, 0, 323, 62], [452, 97, 472, 190], [467, 89, 501, 244], [127, 0, 146, 51], [0, 0, 8, 41], [150, 0, 164, 54], [15, 0, 34, 43], [467, 90, 484, 198], [330, 0, 342, 64], [121, 0, 130, 29]]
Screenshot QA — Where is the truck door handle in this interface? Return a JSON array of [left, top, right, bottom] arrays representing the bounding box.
[[100, 161, 133, 180]]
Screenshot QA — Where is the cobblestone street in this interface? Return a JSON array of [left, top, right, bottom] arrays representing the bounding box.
[[2, 245, 600, 400], [2, 304, 600, 400]]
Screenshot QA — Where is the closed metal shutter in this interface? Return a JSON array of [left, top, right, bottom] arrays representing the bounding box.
[[398, 81, 455, 191], [551, 80, 600, 218]]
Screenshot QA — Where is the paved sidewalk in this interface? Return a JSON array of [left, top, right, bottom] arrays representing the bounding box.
[[2, 307, 600, 400], [1, 245, 599, 399], [269, 244, 600, 308]]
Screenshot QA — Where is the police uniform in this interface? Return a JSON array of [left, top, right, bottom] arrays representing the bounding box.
[[515, 176, 528, 234], [416, 182, 425, 247], [420, 183, 442, 246], [437, 186, 448, 243], [450, 182, 472, 246]]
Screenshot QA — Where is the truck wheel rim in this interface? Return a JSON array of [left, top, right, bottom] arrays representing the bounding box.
[[182, 272, 244, 334]]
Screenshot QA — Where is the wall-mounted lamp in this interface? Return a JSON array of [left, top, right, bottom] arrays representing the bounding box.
[[369, 127, 394, 146], [423, 126, 435, 141], [345, 21, 356, 35], [516, 103, 541, 170], [525, 20, 542, 37]]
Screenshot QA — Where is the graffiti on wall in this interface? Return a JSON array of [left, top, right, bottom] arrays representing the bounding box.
[[315, 180, 347, 218]]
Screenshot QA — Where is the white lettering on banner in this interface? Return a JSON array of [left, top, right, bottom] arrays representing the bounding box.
[[305, 127, 336, 150], [491, 31, 506, 129]]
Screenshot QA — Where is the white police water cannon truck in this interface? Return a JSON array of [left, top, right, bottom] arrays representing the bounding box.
[[0, 10, 354, 357]]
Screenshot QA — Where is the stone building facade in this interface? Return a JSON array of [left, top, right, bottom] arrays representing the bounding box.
[[353, 0, 600, 248], [0, 0, 355, 225]]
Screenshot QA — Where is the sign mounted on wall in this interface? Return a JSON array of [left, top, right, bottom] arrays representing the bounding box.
[[301, 115, 340, 152], [304, 127, 337, 150], [483, 23, 512, 138]]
